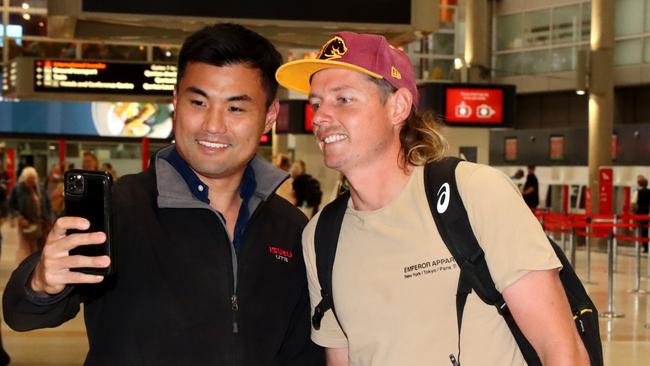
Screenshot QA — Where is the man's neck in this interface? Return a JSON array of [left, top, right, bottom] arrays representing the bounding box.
[[345, 159, 413, 212]]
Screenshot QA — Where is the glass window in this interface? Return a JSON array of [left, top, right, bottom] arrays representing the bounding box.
[[413, 58, 452, 81], [10, 0, 47, 8], [82, 44, 147, 61], [496, 14, 523, 50], [644, 37, 650, 63], [549, 47, 576, 72], [411, 34, 433, 54], [552, 5, 581, 44], [615, 0, 644, 36], [646, 0, 650, 31], [153, 46, 179, 62], [495, 53, 521, 77], [433, 33, 455, 55], [9, 40, 76, 59], [455, 20, 466, 54], [581, 2, 591, 40], [521, 49, 550, 74], [614, 39, 643, 65], [523, 9, 551, 47], [8, 12, 47, 36]]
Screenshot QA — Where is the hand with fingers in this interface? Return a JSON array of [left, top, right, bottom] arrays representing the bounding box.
[[30, 216, 111, 296]]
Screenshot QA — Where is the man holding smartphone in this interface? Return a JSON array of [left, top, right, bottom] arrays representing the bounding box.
[[4, 24, 324, 365]]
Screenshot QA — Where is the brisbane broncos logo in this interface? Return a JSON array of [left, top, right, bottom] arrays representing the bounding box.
[[318, 36, 347, 60]]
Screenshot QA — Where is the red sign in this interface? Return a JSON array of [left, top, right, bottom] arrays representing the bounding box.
[[599, 167, 613, 215], [304, 103, 314, 133], [5, 148, 15, 191], [549, 136, 564, 160], [585, 187, 592, 215], [445, 88, 503, 124]]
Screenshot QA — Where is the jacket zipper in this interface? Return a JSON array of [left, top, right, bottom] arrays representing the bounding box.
[[231, 294, 239, 334], [228, 198, 268, 335], [216, 196, 272, 337]]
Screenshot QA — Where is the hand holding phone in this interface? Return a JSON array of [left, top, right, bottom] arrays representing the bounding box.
[[64, 170, 114, 275], [31, 217, 110, 295]]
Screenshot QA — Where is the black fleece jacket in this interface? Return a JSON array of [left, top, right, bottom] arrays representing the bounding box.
[[3, 149, 324, 366]]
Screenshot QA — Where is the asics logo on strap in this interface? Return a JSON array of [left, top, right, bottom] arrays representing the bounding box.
[[436, 183, 450, 214]]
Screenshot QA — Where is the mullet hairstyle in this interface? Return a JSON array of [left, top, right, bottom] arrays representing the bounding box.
[[176, 23, 282, 107], [368, 77, 448, 166]]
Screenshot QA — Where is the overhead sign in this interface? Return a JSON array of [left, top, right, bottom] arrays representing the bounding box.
[[276, 100, 314, 135], [445, 88, 503, 124], [4, 57, 176, 102], [418, 83, 516, 128]]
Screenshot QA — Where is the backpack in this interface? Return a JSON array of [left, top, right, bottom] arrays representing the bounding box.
[[312, 157, 603, 366]]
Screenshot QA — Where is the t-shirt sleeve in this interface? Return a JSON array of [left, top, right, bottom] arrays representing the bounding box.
[[456, 163, 561, 293], [301, 214, 349, 348]]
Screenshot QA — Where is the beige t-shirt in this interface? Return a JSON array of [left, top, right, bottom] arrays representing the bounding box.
[[302, 162, 561, 366]]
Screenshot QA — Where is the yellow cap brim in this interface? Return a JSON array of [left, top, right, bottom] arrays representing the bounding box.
[[275, 59, 383, 96]]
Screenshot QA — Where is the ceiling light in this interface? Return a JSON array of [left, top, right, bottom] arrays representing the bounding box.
[[454, 57, 464, 70], [22, 13, 31, 20], [22, 3, 30, 10]]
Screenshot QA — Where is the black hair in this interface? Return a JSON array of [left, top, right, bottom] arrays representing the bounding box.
[[177, 23, 282, 107]]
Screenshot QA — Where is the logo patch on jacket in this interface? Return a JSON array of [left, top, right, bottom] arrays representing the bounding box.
[[268, 246, 293, 263]]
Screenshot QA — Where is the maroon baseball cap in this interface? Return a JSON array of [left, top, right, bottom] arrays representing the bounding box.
[[276, 31, 419, 108]]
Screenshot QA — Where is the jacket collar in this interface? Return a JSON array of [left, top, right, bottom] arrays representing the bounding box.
[[154, 145, 288, 214]]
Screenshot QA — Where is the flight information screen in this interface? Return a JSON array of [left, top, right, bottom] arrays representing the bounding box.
[[33, 59, 176, 96]]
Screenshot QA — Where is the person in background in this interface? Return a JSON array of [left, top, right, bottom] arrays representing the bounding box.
[[291, 160, 322, 218], [632, 175, 649, 252], [0, 165, 10, 253], [101, 162, 119, 181], [511, 169, 524, 180], [522, 165, 539, 209], [45, 163, 65, 219], [0, 164, 10, 365], [82, 151, 99, 171], [274, 153, 296, 204], [8, 167, 51, 263], [3, 23, 323, 365]]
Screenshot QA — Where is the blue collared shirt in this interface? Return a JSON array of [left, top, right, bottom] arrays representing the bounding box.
[[163, 147, 256, 254]]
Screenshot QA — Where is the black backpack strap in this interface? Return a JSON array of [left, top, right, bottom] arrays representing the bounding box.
[[311, 191, 350, 330], [423, 158, 541, 366]]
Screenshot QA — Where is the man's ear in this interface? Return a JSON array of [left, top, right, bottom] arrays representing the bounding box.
[[390, 88, 413, 126], [264, 99, 280, 133]]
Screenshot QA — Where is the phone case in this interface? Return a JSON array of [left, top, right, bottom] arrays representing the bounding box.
[[64, 170, 114, 275]]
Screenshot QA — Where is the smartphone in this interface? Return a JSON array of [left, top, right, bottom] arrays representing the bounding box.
[[64, 170, 114, 275]]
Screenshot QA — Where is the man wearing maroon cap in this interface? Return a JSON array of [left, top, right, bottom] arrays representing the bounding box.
[[277, 32, 588, 365]]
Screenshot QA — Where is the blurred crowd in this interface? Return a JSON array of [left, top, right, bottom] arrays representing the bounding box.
[[0, 151, 118, 263], [273, 154, 323, 218]]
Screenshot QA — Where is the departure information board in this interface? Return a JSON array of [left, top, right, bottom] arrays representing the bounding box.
[[33, 59, 176, 95], [3, 57, 175, 102]]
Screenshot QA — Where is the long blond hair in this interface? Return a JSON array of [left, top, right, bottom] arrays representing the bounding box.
[[399, 110, 448, 166], [369, 77, 448, 166]]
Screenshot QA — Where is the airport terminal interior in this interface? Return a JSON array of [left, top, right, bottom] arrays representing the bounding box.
[[0, 0, 649, 364]]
